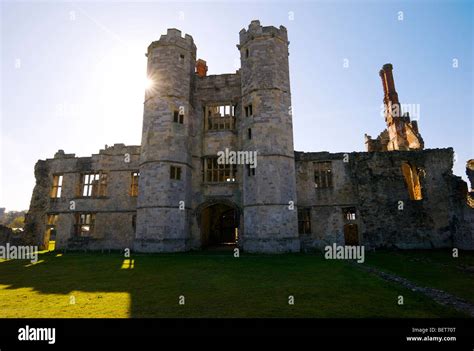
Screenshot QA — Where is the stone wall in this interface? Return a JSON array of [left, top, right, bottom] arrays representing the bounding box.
[[186, 73, 243, 250], [296, 152, 359, 250], [296, 148, 474, 251], [24, 144, 140, 251]]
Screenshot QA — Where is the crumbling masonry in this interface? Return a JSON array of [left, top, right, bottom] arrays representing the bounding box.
[[23, 20, 474, 253]]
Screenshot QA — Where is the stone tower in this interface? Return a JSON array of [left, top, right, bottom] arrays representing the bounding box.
[[238, 20, 300, 252], [134, 29, 196, 252]]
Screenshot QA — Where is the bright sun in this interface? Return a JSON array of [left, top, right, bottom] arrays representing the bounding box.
[[144, 77, 154, 90]]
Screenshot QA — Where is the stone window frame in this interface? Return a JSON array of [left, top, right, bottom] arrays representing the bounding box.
[[79, 171, 108, 198], [50, 174, 63, 199], [75, 213, 96, 237], [130, 171, 139, 197], [314, 161, 333, 189], [204, 103, 236, 131], [202, 157, 237, 183], [297, 207, 312, 234], [170, 166, 182, 181]]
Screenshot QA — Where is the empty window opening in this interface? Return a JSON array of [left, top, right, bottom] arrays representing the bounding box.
[[314, 162, 333, 189], [47, 214, 58, 228], [75, 213, 95, 237], [248, 128, 252, 139], [244, 104, 253, 117], [343, 207, 357, 221], [45, 214, 58, 251], [218, 105, 232, 116], [170, 166, 182, 180], [203, 157, 237, 182], [401, 162, 423, 200], [245, 49, 249, 58], [80, 172, 107, 197], [179, 54, 185, 63], [50, 174, 63, 198], [204, 104, 236, 130], [130, 172, 139, 196], [298, 208, 312, 234], [246, 164, 256, 177], [174, 110, 184, 124]]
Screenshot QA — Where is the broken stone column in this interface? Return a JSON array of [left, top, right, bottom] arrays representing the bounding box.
[[23, 160, 50, 249]]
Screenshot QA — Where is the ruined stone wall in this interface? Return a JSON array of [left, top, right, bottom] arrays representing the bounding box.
[[296, 148, 473, 251], [295, 152, 359, 250], [467, 160, 474, 192], [24, 160, 51, 248], [24, 145, 140, 251], [350, 149, 454, 249]]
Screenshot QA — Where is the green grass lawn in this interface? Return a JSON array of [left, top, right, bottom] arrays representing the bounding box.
[[364, 249, 474, 305], [0, 250, 469, 318]]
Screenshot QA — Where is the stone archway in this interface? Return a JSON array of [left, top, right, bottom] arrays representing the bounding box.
[[196, 199, 241, 249]]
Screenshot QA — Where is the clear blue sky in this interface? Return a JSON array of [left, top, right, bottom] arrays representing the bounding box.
[[1, 0, 473, 211]]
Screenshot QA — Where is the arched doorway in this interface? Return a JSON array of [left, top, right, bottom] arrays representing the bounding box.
[[199, 202, 239, 248]]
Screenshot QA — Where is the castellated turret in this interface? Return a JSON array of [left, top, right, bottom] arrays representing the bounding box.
[[238, 20, 300, 252], [134, 29, 196, 252]]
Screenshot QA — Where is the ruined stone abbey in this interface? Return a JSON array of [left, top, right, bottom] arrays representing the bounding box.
[[24, 20, 474, 253]]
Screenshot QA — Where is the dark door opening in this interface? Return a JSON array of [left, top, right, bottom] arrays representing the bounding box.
[[201, 203, 238, 248], [344, 224, 359, 245]]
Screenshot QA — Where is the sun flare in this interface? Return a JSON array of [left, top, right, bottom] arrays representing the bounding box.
[[144, 77, 154, 90]]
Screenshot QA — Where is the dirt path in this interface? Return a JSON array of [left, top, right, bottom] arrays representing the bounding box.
[[352, 263, 474, 317]]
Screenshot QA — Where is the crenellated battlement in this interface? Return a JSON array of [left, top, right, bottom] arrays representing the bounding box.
[[147, 28, 196, 54], [238, 20, 288, 48]]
